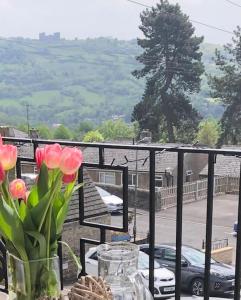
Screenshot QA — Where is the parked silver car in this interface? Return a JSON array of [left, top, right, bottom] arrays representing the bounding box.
[[96, 186, 123, 214]]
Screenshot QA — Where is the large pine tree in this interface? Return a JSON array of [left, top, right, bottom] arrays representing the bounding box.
[[132, 0, 204, 142], [209, 27, 241, 146]]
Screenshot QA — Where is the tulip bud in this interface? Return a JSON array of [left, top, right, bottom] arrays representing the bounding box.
[[62, 173, 77, 184], [0, 145, 17, 170], [59, 147, 83, 175], [44, 144, 62, 169], [35, 147, 45, 169], [0, 163, 5, 184], [9, 179, 27, 199]]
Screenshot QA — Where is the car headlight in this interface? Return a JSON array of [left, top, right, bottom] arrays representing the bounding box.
[[211, 272, 225, 279], [141, 273, 157, 281]]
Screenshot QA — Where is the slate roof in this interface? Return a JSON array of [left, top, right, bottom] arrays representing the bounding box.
[[83, 143, 179, 173], [66, 169, 109, 221], [199, 147, 241, 177]]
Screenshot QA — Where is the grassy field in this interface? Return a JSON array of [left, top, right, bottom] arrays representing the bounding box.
[[0, 38, 222, 127]]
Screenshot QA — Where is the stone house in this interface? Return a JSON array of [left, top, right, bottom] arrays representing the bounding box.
[[83, 144, 208, 189]]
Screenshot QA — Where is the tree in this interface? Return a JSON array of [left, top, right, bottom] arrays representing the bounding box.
[[53, 125, 72, 140], [37, 124, 53, 139], [132, 0, 204, 142], [209, 27, 241, 146], [99, 119, 135, 140], [196, 119, 220, 147], [83, 130, 104, 142], [79, 121, 95, 133]]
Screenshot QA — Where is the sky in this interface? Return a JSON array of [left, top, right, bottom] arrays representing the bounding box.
[[0, 0, 240, 44]]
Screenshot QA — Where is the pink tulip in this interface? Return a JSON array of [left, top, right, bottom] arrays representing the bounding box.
[[0, 145, 17, 170], [9, 179, 27, 199], [62, 173, 77, 184], [59, 147, 83, 175], [0, 163, 5, 184], [35, 147, 45, 169], [44, 144, 62, 169]]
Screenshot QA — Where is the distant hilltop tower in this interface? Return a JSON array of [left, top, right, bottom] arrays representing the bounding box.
[[39, 32, 60, 41]]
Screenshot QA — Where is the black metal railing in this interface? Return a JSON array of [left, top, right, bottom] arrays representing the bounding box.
[[0, 137, 240, 300]]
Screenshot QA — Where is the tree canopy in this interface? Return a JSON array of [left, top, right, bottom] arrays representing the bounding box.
[[196, 119, 220, 147], [99, 119, 135, 141], [132, 0, 204, 142], [83, 130, 104, 142], [209, 27, 241, 146]]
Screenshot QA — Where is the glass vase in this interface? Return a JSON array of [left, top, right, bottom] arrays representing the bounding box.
[[7, 253, 61, 300], [97, 242, 154, 300]]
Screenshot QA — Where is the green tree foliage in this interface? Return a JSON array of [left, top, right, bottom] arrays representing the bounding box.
[[209, 27, 241, 146], [99, 119, 135, 140], [83, 130, 104, 142], [53, 125, 72, 140], [37, 124, 53, 139], [196, 119, 220, 147], [132, 0, 204, 142], [79, 121, 95, 133]]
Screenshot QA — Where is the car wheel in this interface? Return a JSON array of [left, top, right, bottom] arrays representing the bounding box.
[[191, 278, 204, 296]]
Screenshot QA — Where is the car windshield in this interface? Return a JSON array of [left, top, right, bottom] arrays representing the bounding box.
[[96, 186, 111, 197], [138, 252, 160, 270], [183, 247, 215, 265]]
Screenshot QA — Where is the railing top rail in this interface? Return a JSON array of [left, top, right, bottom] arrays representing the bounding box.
[[3, 137, 241, 156]]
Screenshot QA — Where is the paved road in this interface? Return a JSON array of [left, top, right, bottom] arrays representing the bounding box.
[[111, 194, 238, 251]]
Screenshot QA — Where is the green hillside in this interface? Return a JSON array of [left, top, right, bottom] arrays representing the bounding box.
[[0, 37, 223, 127]]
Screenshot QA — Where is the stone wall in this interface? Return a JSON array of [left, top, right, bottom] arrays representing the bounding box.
[[62, 214, 111, 283], [211, 247, 233, 265]]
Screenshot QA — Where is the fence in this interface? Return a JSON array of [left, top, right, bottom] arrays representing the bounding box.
[[156, 176, 240, 210], [202, 238, 229, 251]]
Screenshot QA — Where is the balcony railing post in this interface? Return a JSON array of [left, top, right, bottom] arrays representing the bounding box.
[[204, 153, 215, 300], [175, 151, 184, 300], [149, 150, 155, 296], [234, 163, 241, 300]]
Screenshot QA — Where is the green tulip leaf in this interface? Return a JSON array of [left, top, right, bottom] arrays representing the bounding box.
[[27, 186, 39, 208], [37, 163, 49, 199], [58, 241, 81, 273], [26, 231, 47, 259], [19, 200, 27, 221], [0, 197, 27, 260]]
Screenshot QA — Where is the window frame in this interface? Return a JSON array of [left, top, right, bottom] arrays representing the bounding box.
[[99, 171, 116, 185]]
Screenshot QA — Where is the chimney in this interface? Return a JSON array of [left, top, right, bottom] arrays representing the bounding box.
[[140, 129, 152, 143], [0, 126, 14, 137], [29, 128, 39, 139]]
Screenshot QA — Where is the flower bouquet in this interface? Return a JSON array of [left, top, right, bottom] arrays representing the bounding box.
[[0, 137, 83, 300]]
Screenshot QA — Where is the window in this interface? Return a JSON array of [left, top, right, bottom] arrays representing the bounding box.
[[163, 249, 176, 262], [99, 172, 116, 185], [186, 170, 193, 183], [90, 251, 98, 261], [155, 174, 163, 188], [128, 173, 138, 186]]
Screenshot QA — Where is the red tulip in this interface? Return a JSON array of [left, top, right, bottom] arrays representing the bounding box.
[[44, 144, 62, 169], [35, 147, 45, 169], [62, 173, 77, 184], [59, 147, 83, 175], [0, 163, 5, 184], [0, 144, 17, 170], [9, 179, 27, 199]]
